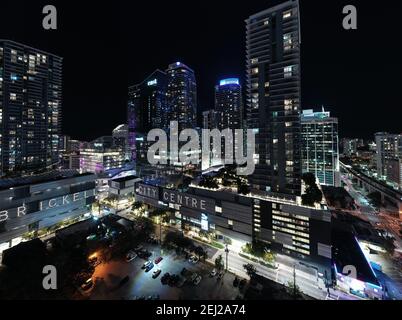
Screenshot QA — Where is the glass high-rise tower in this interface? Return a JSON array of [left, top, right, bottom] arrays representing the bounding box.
[[166, 62, 197, 131], [246, 0, 301, 198], [301, 109, 340, 187], [0, 40, 62, 176], [215, 78, 243, 131], [127, 69, 167, 161]]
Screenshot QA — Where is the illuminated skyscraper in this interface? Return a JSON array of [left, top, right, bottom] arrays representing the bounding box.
[[166, 62, 197, 131], [215, 78, 243, 131], [246, 0, 302, 197], [0, 40, 62, 176], [127, 69, 167, 161], [301, 109, 339, 186]]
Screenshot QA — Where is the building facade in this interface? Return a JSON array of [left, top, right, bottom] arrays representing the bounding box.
[[375, 132, 402, 181], [0, 171, 96, 258], [0, 40, 62, 176], [112, 124, 129, 160], [127, 69, 167, 162], [301, 109, 340, 186], [215, 78, 243, 130], [134, 181, 332, 274], [246, 1, 302, 197], [80, 148, 124, 174], [166, 62, 197, 131]]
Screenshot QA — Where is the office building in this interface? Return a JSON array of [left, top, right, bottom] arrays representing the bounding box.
[[246, 1, 302, 197], [112, 124, 129, 160], [134, 179, 332, 275], [375, 132, 402, 180], [166, 62, 197, 131], [0, 170, 96, 259], [202, 109, 218, 130], [0, 40, 62, 176], [215, 78, 243, 130], [80, 148, 124, 174], [128, 69, 167, 161], [301, 108, 340, 186]]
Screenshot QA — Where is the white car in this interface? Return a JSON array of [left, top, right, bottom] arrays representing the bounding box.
[[189, 255, 199, 264], [210, 268, 217, 277], [193, 275, 202, 285], [126, 250, 137, 262]]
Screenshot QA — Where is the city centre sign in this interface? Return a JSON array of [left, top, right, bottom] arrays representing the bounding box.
[[136, 183, 160, 200], [162, 189, 215, 212], [0, 190, 96, 223]]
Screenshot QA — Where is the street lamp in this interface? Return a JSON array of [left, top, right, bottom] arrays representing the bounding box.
[[225, 244, 229, 272]]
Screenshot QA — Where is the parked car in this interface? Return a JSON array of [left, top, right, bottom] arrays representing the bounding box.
[[134, 245, 143, 252], [145, 262, 154, 272], [126, 250, 137, 262], [142, 261, 152, 269], [80, 278, 93, 292], [193, 275, 202, 285], [168, 274, 180, 286], [152, 269, 162, 279], [190, 273, 198, 282], [119, 275, 130, 287], [176, 276, 186, 288], [161, 273, 170, 285], [210, 268, 217, 277], [188, 255, 199, 264], [155, 256, 163, 264]]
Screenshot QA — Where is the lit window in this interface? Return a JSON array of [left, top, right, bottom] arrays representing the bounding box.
[[228, 219, 233, 226], [284, 66, 294, 77], [283, 10, 292, 19]]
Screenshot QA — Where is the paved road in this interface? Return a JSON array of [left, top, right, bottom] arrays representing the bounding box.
[[207, 245, 359, 300]]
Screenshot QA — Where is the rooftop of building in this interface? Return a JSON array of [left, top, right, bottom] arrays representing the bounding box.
[[0, 39, 63, 59], [0, 170, 94, 191], [332, 225, 381, 287], [112, 175, 140, 183]]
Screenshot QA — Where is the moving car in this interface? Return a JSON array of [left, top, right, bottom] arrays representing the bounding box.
[[152, 269, 162, 279], [210, 268, 217, 277], [126, 250, 137, 262], [155, 256, 163, 264]]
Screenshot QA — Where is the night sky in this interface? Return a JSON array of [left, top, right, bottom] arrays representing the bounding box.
[[0, 0, 401, 141]]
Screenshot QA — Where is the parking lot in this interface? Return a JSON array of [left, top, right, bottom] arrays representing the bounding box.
[[87, 242, 244, 300]]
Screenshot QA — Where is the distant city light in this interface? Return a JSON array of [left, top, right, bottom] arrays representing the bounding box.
[[147, 79, 157, 86], [219, 78, 239, 86]]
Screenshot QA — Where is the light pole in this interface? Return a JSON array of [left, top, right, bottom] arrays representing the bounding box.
[[225, 244, 229, 272]]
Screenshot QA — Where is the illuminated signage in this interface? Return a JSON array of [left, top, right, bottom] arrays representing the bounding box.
[[147, 79, 158, 86], [162, 189, 215, 212], [136, 183, 159, 200], [219, 78, 239, 86], [0, 189, 96, 223]]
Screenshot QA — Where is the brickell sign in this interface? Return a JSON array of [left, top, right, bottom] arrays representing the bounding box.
[[0, 189, 95, 223], [162, 189, 215, 212]]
